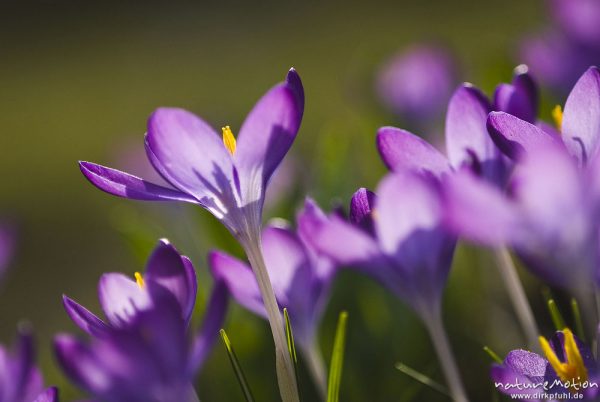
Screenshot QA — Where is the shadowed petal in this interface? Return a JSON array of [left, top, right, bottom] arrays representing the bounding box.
[[487, 112, 560, 159], [234, 69, 304, 206], [189, 280, 228, 372], [63, 295, 109, 336], [349, 188, 376, 234], [208, 251, 266, 318], [376, 126, 449, 175], [493, 65, 538, 123], [144, 239, 197, 323], [145, 108, 235, 209], [79, 162, 197, 203], [98, 273, 152, 327], [562, 66, 600, 163]]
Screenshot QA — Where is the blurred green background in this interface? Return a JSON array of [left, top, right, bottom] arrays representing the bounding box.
[[0, 1, 562, 400]]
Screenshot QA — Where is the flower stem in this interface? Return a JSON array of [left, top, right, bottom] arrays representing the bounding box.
[[243, 235, 300, 402], [423, 312, 469, 402], [493, 247, 539, 349], [301, 340, 327, 401]]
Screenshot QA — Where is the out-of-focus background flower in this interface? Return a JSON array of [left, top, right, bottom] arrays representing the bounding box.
[[0, 1, 590, 400]]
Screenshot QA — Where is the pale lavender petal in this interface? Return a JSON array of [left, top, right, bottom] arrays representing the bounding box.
[[487, 112, 561, 159], [98, 273, 152, 326], [189, 280, 228, 372], [235, 69, 304, 204], [562, 66, 600, 163], [349, 188, 376, 234], [79, 161, 197, 203], [208, 251, 266, 318], [551, 0, 600, 45], [144, 239, 197, 323], [145, 107, 235, 214], [62, 295, 109, 336], [445, 84, 503, 181], [376, 126, 449, 175], [33, 387, 59, 402], [442, 170, 521, 246]]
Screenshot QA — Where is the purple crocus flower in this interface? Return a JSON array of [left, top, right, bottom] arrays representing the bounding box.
[[209, 204, 335, 396], [444, 67, 600, 291], [55, 240, 227, 401], [79, 69, 303, 244], [377, 65, 537, 187], [0, 326, 58, 402], [521, 0, 600, 91], [376, 45, 456, 126], [491, 329, 599, 400], [0, 224, 15, 283]]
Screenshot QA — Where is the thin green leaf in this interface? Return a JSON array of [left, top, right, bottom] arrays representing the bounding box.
[[327, 311, 348, 402], [571, 298, 586, 342], [548, 299, 566, 330], [394, 362, 450, 397], [220, 329, 255, 402], [284, 308, 302, 400], [483, 346, 503, 364]]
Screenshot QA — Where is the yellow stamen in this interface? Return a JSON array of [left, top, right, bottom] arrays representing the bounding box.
[[134, 272, 145, 288], [552, 104, 563, 132], [222, 125, 236, 155], [539, 328, 588, 385]]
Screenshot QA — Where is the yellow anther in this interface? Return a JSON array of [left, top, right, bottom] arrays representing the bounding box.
[[552, 104, 563, 132], [539, 328, 588, 385], [222, 125, 236, 156], [134, 272, 145, 288]]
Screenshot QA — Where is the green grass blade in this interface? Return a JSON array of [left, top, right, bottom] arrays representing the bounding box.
[[220, 329, 255, 402], [394, 362, 450, 397], [284, 308, 302, 400], [483, 346, 503, 364], [327, 311, 348, 402]]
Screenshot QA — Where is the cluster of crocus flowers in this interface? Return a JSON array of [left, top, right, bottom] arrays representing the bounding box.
[[492, 328, 599, 400], [0, 326, 58, 402], [209, 201, 336, 397], [79, 69, 305, 402], [55, 240, 227, 401]]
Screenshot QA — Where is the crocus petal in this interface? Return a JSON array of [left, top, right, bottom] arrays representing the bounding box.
[[376, 126, 449, 175], [562, 66, 600, 163], [445, 84, 504, 182], [189, 280, 228, 373], [145, 108, 236, 216], [208, 251, 266, 318], [487, 112, 560, 159], [98, 273, 152, 326], [33, 387, 59, 402], [349, 188, 376, 234], [144, 239, 197, 323], [62, 295, 109, 336], [235, 69, 304, 204], [491, 350, 547, 399], [442, 170, 521, 246], [79, 162, 197, 203], [493, 65, 538, 123]]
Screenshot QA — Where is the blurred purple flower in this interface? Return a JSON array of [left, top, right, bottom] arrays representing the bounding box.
[[0, 224, 16, 283], [55, 240, 227, 401], [491, 329, 599, 400], [521, 0, 600, 91], [0, 326, 58, 402], [376, 45, 456, 124]]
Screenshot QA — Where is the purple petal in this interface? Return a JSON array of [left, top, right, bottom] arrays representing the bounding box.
[[487, 112, 560, 159], [208, 251, 266, 318], [442, 170, 521, 246], [504, 349, 547, 378], [562, 66, 600, 163], [491, 350, 547, 399], [98, 273, 152, 326], [79, 161, 197, 203], [0, 224, 15, 281], [493, 65, 538, 124], [349, 188, 376, 234], [189, 280, 228, 373], [234, 69, 304, 203], [62, 295, 109, 336], [33, 387, 59, 402], [445, 84, 505, 182], [144, 239, 197, 324], [376, 126, 449, 175], [145, 108, 236, 212]]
